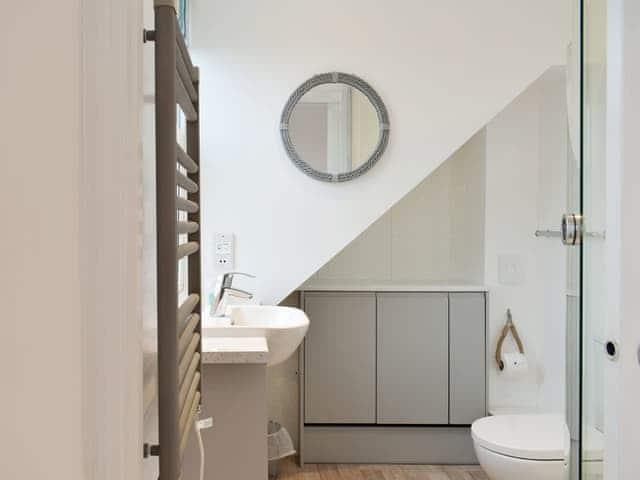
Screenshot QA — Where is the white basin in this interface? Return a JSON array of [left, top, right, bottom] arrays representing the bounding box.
[[203, 306, 309, 366]]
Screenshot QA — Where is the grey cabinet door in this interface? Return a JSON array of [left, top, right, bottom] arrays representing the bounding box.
[[304, 292, 376, 424], [449, 292, 486, 424], [377, 292, 449, 424]]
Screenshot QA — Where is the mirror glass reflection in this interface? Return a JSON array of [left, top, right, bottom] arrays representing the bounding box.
[[288, 83, 380, 175]]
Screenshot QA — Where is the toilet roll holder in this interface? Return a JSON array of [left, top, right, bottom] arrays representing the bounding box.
[[495, 309, 525, 371]]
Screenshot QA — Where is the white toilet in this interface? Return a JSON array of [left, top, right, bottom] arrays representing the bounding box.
[[471, 413, 570, 480]]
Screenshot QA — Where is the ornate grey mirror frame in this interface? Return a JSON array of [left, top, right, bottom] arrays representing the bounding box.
[[280, 72, 390, 182]]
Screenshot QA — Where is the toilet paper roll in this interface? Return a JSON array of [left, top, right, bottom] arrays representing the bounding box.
[[501, 352, 529, 375]]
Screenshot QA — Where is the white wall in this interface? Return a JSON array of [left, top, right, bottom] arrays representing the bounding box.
[[484, 68, 568, 413], [2, 3, 83, 478], [306, 130, 486, 286], [190, 0, 569, 305], [2, 1, 143, 480], [605, 0, 640, 477]]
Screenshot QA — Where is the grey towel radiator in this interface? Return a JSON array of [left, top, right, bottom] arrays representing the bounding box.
[[145, 2, 202, 479]]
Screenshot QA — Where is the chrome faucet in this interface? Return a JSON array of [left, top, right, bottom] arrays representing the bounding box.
[[211, 272, 255, 317]]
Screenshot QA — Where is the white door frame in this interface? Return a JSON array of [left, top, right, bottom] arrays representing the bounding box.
[[80, 0, 144, 479]]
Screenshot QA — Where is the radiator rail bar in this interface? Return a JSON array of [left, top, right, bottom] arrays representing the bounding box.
[[177, 144, 198, 173], [177, 221, 199, 234], [151, 4, 202, 478]]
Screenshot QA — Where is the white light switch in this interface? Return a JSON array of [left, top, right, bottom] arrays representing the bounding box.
[[215, 233, 235, 270], [498, 254, 525, 285]]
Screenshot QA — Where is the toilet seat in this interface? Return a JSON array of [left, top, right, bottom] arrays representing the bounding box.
[[472, 414, 569, 461]]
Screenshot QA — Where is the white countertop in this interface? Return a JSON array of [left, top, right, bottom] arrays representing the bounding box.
[[201, 336, 268, 364], [300, 282, 488, 292]]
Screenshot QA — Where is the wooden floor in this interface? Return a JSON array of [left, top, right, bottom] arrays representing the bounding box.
[[275, 458, 488, 480]]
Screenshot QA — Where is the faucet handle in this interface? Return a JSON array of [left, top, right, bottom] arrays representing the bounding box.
[[225, 272, 256, 280], [218, 272, 256, 289]]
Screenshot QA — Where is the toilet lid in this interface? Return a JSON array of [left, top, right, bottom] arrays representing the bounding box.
[[472, 414, 569, 461]]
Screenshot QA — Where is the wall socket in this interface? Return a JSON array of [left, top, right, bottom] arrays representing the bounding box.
[[214, 233, 235, 270]]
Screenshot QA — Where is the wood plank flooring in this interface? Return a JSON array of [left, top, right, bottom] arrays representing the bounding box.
[[275, 458, 488, 480]]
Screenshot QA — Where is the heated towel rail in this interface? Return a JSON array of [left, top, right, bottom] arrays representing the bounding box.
[[145, 2, 202, 479]]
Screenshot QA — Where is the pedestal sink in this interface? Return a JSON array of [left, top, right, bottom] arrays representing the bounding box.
[[203, 306, 309, 366]]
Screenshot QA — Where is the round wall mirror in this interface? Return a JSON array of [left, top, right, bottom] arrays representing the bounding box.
[[280, 72, 389, 182]]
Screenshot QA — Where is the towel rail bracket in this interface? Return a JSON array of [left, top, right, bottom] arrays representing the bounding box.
[[143, 29, 156, 43], [143, 443, 161, 458]]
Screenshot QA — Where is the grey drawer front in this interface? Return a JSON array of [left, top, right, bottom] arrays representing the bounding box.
[[303, 426, 477, 464], [304, 292, 376, 423], [449, 292, 486, 424], [377, 292, 449, 424]]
